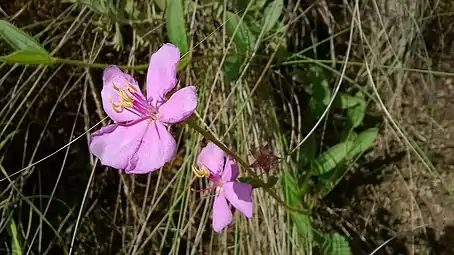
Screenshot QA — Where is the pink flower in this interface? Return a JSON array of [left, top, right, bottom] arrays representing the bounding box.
[[193, 143, 253, 232], [89, 44, 197, 174]]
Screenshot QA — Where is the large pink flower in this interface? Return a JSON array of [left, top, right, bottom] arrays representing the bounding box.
[[89, 44, 197, 174], [193, 143, 253, 232]]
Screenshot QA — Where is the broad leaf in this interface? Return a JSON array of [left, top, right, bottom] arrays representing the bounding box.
[[166, 0, 189, 55], [263, 0, 283, 34], [311, 141, 354, 176], [225, 11, 256, 53]]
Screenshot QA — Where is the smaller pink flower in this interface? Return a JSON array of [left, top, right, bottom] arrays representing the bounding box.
[[193, 143, 253, 232], [89, 43, 197, 174]]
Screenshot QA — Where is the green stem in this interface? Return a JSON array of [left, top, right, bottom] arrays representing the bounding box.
[[185, 118, 308, 214]]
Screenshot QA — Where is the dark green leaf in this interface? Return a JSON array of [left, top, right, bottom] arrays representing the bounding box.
[[166, 0, 189, 55], [263, 0, 283, 34], [222, 54, 243, 82], [2, 50, 53, 64], [225, 11, 256, 53], [311, 141, 354, 176], [297, 134, 318, 169], [0, 20, 46, 52]]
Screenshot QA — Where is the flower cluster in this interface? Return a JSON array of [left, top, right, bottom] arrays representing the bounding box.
[[89, 43, 253, 232]]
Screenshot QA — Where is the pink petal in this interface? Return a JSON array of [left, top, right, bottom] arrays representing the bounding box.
[[89, 123, 147, 170], [146, 44, 180, 105], [158, 86, 197, 124], [212, 194, 232, 233], [125, 121, 176, 174], [197, 142, 225, 175], [221, 157, 239, 182], [223, 182, 253, 218], [102, 65, 146, 122]]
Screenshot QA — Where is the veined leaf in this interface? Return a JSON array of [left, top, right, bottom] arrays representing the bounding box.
[[346, 128, 378, 159], [0, 20, 46, 52], [320, 232, 351, 255], [225, 11, 256, 53], [263, 0, 283, 34], [166, 0, 189, 55], [311, 141, 354, 176]]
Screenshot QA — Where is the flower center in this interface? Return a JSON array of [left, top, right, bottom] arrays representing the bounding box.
[[191, 166, 223, 193], [109, 79, 158, 125]]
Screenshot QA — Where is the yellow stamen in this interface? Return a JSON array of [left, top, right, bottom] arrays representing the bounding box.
[[192, 166, 210, 178], [110, 81, 137, 112]]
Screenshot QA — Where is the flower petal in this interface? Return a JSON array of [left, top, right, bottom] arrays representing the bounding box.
[[146, 43, 180, 105], [197, 142, 225, 175], [125, 121, 176, 174], [212, 194, 232, 233], [89, 123, 147, 170], [221, 157, 239, 182], [102, 65, 146, 122], [223, 182, 253, 218], [158, 86, 197, 124]]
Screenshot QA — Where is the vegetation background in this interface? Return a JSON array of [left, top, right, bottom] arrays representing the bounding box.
[[1, 0, 454, 254]]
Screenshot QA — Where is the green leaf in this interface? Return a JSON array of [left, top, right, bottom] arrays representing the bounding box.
[[225, 11, 256, 53], [311, 141, 354, 176], [282, 172, 313, 247], [320, 233, 351, 255], [263, 0, 283, 34], [305, 66, 331, 122], [177, 54, 191, 71], [222, 54, 243, 82], [346, 91, 366, 128], [1, 50, 53, 64], [346, 128, 378, 160], [166, 0, 189, 55], [335, 92, 362, 109], [297, 134, 317, 169], [0, 20, 46, 52]]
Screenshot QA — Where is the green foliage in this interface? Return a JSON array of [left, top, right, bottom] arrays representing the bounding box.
[[0, 20, 52, 65], [311, 141, 355, 176], [262, 0, 284, 34], [0, 20, 46, 52], [166, 0, 189, 55], [7, 219, 22, 255], [282, 172, 313, 246], [1, 50, 54, 64], [239, 175, 278, 189], [225, 11, 256, 53], [346, 91, 366, 128], [319, 233, 351, 255]]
